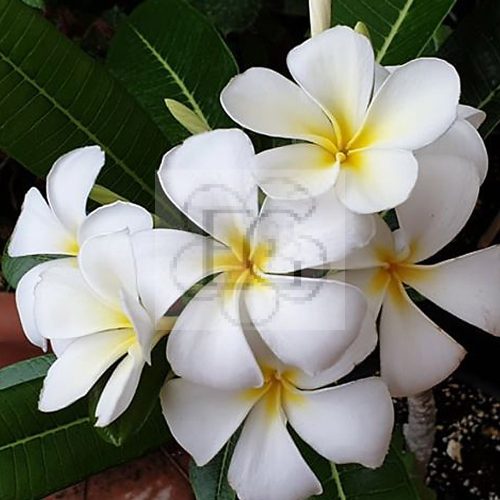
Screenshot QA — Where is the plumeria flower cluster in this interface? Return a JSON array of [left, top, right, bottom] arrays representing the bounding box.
[[7, 19, 500, 500]]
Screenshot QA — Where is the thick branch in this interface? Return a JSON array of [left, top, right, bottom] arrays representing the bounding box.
[[403, 390, 436, 474]]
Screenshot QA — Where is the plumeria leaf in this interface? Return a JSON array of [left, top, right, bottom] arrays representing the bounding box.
[[88, 337, 170, 447], [89, 184, 128, 205], [0, 0, 183, 224], [298, 430, 436, 499], [107, 0, 238, 144], [332, 0, 456, 64], [20, 0, 44, 8], [189, 435, 237, 500], [0, 355, 171, 498], [439, 0, 500, 137]]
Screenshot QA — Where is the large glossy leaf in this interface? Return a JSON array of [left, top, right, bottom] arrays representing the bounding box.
[[332, 0, 456, 65], [0, 0, 183, 225], [439, 0, 500, 137], [0, 355, 171, 498], [302, 431, 436, 499], [107, 0, 238, 143], [189, 436, 237, 500]]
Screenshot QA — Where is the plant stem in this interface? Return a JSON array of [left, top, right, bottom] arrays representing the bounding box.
[[331, 462, 346, 500], [403, 390, 437, 474]]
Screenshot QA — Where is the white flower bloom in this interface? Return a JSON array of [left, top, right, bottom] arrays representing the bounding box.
[[375, 64, 488, 184], [34, 230, 173, 426], [329, 158, 500, 397], [8, 146, 152, 349], [135, 128, 374, 389], [220, 26, 461, 214], [161, 325, 394, 500], [309, 0, 331, 37]]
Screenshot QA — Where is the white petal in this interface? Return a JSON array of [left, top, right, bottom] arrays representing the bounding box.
[[334, 268, 389, 317], [158, 129, 258, 247], [287, 26, 374, 141], [293, 312, 378, 389], [254, 143, 338, 200], [352, 58, 460, 150], [15, 258, 75, 350], [78, 201, 152, 244], [161, 378, 257, 466], [47, 145, 104, 234], [256, 190, 374, 273], [51, 338, 74, 357], [95, 344, 144, 427], [373, 63, 390, 94], [417, 119, 488, 184], [380, 282, 466, 397], [244, 275, 366, 374], [120, 289, 155, 363], [228, 396, 322, 500], [78, 230, 138, 308], [403, 247, 500, 336], [284, 377, 393, 468], [396, 154, 481, 263], [8, 188, 77, 257], [457, 104, 486, 129], [132, 229, 232, 322], [221, 67, 334, 147], [39, 329, 133, 411], [327, 214, 394, 270], [166, 273, 263, 390], [335, 148, 418, 214], [34, 265, 129, 339]]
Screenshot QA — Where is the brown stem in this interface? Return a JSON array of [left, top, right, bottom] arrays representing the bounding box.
[[403, 390, 436, 474]]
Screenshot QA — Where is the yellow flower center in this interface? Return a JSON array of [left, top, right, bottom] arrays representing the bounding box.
[[241, 366, 306, 421]]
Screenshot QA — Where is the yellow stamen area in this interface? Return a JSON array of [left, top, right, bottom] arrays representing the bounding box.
[[63, 237, 80, 255], [240, 367, 307, 422], [217, 227, 273, 298]]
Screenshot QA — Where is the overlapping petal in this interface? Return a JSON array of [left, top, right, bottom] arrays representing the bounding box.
[[287, 26, 374, 141], [228, 394, 323, 500], [166, 273, 263, 390], [256, 189, 375, 273], [396, 155, 481, 263], [221, 67, 334, 148], [158, 129, 259, 247], [161, 378, 259, 466], [46, 145, 104, 235], [284, 378, 393, 468], [244, 275, 366, 374], [39, 329, 133, 411]]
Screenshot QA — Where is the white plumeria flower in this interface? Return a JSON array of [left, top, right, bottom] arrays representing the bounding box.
[[8, 146, 152, 349], [375, 64, 488, 184], [220, 26, 461, 214], [134, 128, 375, 390], [34, 230, 173, 426], [161, 322, 394, 500], [329, 157, 500, 397]]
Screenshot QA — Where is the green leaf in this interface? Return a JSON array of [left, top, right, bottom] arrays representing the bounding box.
[[107, 0, 238, 144], [89, 337, 170, 447], [189, 436, 237, 500], [0, 355, 171, 498], [332, 0, 456, 65], [0, 0, 183, 225], [188, 0, 262, 35], [302, 430, 436, 499], [439, 0, 500, 137]]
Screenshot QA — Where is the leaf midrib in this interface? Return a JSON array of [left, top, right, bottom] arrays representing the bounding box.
[[131, 25, 211, 129], [376, 0, 415, 62], [0, 416, 90, 453]]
